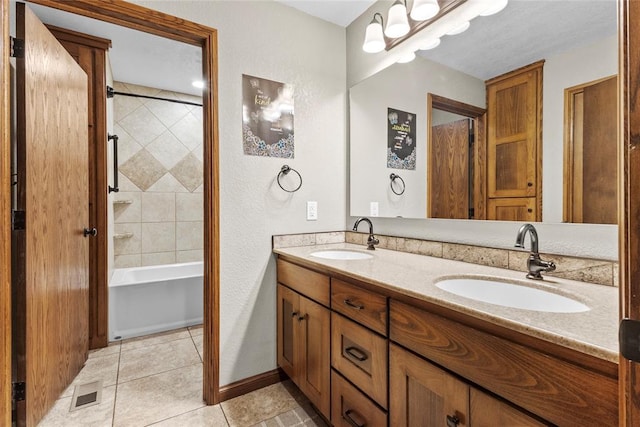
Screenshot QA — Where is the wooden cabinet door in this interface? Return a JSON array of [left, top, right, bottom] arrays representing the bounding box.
[[276, 284, 299, 382], [299, 295, 331, 419], [390, 343, 469, 427], [487, 62, 542, 199], [470, 388, 548, 427], [487, 197, 536, 221]]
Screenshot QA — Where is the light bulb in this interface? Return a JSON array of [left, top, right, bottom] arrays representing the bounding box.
[[410, 0, 439, 21], [192, 80, 205, 89], [385, 0, 410, 38]]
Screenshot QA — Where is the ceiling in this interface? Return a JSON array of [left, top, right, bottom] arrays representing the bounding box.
[[25, 1, 617, 96]]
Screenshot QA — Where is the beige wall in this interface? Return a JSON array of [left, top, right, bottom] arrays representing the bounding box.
[[112, 82, 204, 268], [134, 0, 348, 386]]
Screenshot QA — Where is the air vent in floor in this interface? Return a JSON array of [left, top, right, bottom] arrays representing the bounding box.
[[69, 380, 103, 412]]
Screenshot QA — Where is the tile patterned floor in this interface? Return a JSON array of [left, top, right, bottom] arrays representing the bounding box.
[[38, 326, 327, 427]]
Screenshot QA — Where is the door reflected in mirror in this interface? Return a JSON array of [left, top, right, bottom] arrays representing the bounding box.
[[563, 75, 618, 225]]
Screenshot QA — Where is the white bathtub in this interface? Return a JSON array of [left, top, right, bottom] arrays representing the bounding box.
[[109, 262, 203, 341]]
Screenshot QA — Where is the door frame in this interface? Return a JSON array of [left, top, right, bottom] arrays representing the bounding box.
[[0, 1, 220, 419]]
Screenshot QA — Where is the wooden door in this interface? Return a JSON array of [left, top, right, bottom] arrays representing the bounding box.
[[487, 62, 542, 200], [582, 76, 618, 224], [389, 343, 469, 427], [276, 284, 299, 381], [429, 119, 470, 219], [13, 4, 89, 426], [470, 388, 547, 427], [299, 295, 330, 420], [46, 25, 111, 350]]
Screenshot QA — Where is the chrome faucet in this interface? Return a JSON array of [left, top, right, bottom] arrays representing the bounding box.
[[352, 217, 379, 250], [514, 223, 556, 280]]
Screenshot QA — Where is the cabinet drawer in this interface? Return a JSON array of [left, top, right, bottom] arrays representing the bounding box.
[[331, 370, 387, 427], [389, 299, 617, 426], [331, 279, 387, 335], [277, 259, 330, 306], [331, 312, 387, 408]]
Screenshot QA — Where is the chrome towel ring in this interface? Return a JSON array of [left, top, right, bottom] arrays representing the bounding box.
[[390, 173, 405, 195], [277, 165, 302, 193]]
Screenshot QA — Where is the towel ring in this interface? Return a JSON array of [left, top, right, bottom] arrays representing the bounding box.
[[389, 173, 405, 195], [277, 165, 302, 193]]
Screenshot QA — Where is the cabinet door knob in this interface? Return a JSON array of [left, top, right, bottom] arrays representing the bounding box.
[[343, 299, 364, 310], [343, 409, 365, 427], [291, 311, 298, 317], [527, 182, 533, 187], [298, 314, 306, 322], [446, 414, 460, 427]]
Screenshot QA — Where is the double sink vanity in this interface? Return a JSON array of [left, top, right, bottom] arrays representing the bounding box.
[[273, 235, 618, 426]]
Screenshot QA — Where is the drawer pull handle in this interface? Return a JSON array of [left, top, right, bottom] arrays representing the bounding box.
[[344, 299, 364, 310], [343, 409, 365, 427], [345, 346, 368, 362], [446, 414, 460, 427]]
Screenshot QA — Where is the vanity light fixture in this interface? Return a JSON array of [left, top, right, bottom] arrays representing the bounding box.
[[362, 12, 386, 53], [410, 0, 440, 21], [361, 0, 509, 55], [385, 0, 410, 38]]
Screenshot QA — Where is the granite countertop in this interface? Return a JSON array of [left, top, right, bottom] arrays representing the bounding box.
[[273, 242, 619, 363]]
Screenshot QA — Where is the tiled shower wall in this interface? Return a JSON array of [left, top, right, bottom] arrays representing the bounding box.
[[112, 82, 203, 268]]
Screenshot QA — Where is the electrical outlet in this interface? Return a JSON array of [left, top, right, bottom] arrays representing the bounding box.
[[307, 201, 318, 221], [370, 202, 379, 217]]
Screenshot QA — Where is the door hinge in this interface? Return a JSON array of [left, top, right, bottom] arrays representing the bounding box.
[[10, 37, 24, 58], [106, 86, 114, 99], [11, 210, 25, 231], [12, 382, 25, 402], [620, 319, 640, 362]]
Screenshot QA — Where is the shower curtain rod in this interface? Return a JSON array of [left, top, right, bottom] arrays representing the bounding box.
[[107, 86, 203, 107]]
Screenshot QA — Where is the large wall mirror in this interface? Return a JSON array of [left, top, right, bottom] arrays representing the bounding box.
[[350, 0, 617, 224]]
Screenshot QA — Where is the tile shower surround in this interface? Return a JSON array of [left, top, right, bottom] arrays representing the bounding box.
[[273, 231, 619, 287], [112, 82, 204, 268]]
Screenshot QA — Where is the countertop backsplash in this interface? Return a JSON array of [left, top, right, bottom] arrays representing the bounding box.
[[273, 231, 618, 287]]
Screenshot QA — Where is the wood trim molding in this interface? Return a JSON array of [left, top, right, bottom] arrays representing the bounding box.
[[485, 59, 546, 86], [218, 369, 288, 402], [45, 24, 112, 49], [8, 0, 221, 407], [620, 0, 640, 424], [1, 0, 12, 424]]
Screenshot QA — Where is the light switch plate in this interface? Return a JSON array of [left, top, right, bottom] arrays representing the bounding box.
[[307, 201, 318, 220], [370, 202, 379, 217]]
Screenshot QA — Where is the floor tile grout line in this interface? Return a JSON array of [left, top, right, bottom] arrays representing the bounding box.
[[116, 361, 203, 386], [111, 344, 122, 427], [140, 401, 209, 427], [219, 404, 232, 427]]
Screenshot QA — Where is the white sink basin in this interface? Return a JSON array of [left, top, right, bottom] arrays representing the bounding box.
[[310, 250, 373, 260], [435, 277, 589, 313]]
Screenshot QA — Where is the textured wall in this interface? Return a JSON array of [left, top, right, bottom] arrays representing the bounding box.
[[134, 0, 347, 386], [112, 81, 204, 268]]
